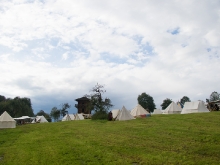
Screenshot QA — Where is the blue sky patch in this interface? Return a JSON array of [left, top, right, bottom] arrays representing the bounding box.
[[167, 27, 180, 35]]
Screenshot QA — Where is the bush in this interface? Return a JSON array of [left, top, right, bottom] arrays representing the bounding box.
[[91, 111, 108, 120]]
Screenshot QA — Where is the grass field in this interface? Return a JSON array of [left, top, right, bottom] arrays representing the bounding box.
[[0, 112, 220, 165]]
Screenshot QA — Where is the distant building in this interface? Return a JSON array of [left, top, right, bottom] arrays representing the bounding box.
[[75, 97, 92, 114]]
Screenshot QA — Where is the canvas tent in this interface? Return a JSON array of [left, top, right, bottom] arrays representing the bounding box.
[[69, 114, 75, 120], [36, 116, 48, 123], [62, 114, 75, 121], [151, 109, 162, 115], [14, 116, 31, 124], [177, 101, 184, 108], [31, 119, 36, 123], [163, 101, 182, 114], [62, 114, 71, 121], [115, 106, 135, 121], [181, 101, 210, 114], [130, 104, 149, 117], [111, 109, 120, 119], [0, 111, 16, 128], [75, 113, 84, 120]]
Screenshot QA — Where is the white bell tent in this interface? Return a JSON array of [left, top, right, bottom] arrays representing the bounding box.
[[163, 101, 182, 114], [0, 111, 16, 128], [151, 109, 162, 115], [181, 101, 210, 114], [130, 104, 149, 117], [115, 106, 135, 121], [69, 114, 75, 120], [75, 113, 84, 120], [111, 109, 120, 119], [36, 116, 48, 123], [62, 114, 71, 121]]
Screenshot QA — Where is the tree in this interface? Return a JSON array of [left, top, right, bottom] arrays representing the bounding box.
[[60, 103, 71, 117], [50, 107, 60, 122], [86, 83, 113, 120], [161, 98, 172, 110], [137, 93, 155, 113], [0, 96, 34, 117], [0, 95, 6, 102], [180, 96, 191, 105], [209, 91, 220, 102]]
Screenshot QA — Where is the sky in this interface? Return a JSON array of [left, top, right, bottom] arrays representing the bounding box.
[[0, 0, 220, 115]]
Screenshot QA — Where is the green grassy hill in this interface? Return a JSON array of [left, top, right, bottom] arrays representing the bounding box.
[[1, 112, 220, 165]]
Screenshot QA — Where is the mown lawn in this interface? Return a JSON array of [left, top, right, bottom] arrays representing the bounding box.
[[0, 112, 220, 165]]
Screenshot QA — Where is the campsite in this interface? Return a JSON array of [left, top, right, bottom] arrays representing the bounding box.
[[0, 112, 220, 165]]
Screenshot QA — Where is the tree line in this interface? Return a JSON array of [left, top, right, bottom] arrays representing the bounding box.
[[0, 95, 34, 117], [1, 89, 218, 121], [0, 95, 71, 122]]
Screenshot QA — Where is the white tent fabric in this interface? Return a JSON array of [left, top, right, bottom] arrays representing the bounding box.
[[115, 106, 135, 121], [151, 109, 162, 115], [69, 114, 75, 120], [14, 116, 30, 120], [111, 109, 120, 119], [181, 101, 210, 114], [163, 101, 182, 114], [62, 114, 71, 121], [31, 119, 36, 123], [75, 114, 84, 120], [0, 111, 16, 128], [36, 116, 48, 123], [130, 104, 149, 117]]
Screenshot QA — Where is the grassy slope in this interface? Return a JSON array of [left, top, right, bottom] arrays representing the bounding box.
[[0, 112, 220, 165]]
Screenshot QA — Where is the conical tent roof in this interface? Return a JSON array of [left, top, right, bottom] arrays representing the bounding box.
[[151, 109, 162, 115], [130, 104, 149, 117], [163, 101, 182, 114], [62, 114, 71, 121], [69, 114, 75, 120], [111, 109, 120, 119], [0, 111, 16, 128], [116, 106, 135, 121], [36, 116, 48, 123], [0, 111, 15, 121], [181, 101, 210, 114], [75, 114, 84, 120]]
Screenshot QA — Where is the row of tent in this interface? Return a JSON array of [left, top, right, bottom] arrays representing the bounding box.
[[62, 113, 84, 121], [14, 115, 48, 123], [112, 104, 151, 121], [151, 101, 209, 114], [0, 101, 210, 128], [0, 111, 49, 129], [112, 101, 210, 121]]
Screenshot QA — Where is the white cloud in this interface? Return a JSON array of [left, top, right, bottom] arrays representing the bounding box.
[[62, 52, 69, 60], [0, 0, 219, 114]]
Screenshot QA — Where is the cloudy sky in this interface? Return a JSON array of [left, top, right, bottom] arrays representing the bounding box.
[[0, 0, 219, 114]]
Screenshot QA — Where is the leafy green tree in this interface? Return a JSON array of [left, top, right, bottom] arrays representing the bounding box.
[[86, 83, 113, 120], [161, 98, 172, 110], [180, 96, 191, 105], [0, 96, 34, 117], [50, 107, 60, 122], [137, 93, 156, 113], [0, 95, 6, 102], [209, 91, 220, 102], [60, 103, 71, 117]]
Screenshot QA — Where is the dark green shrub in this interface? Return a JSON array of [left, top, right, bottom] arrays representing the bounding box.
[[91, 111, 108, 120]]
